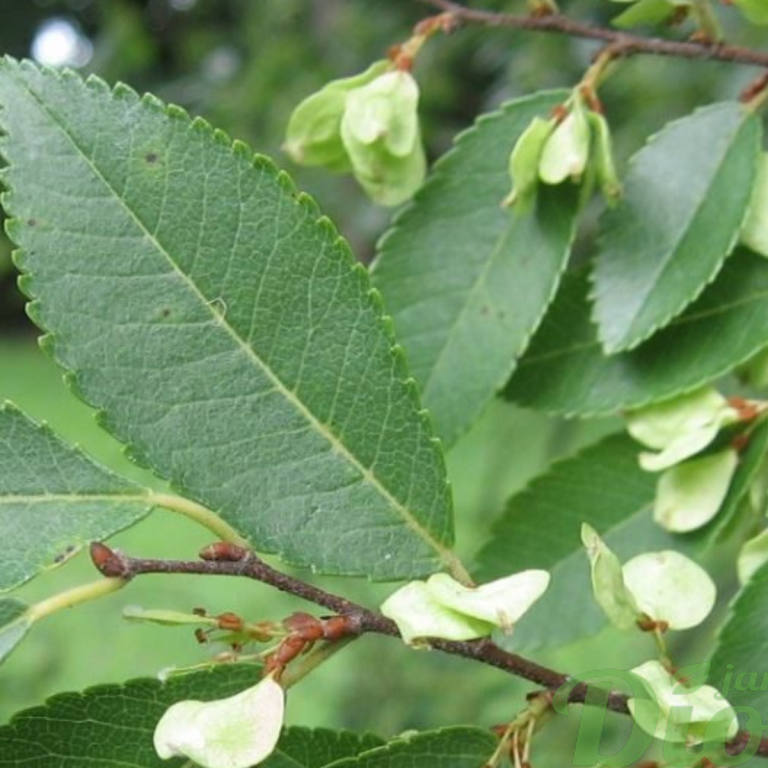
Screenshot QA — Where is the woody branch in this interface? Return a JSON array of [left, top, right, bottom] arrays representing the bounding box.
[[90, 542, 766, 758]]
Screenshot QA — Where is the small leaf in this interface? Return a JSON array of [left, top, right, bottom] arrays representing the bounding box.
[[709, 560, 768, 719], [0, 597, 29, 665], [474, 434, 691, 650], [0, 402, 153, 591], [622, 551, 716, 630], [592, 102, 761, 352], [372, 90, 578, 446], [0, 58, 455, 580], [581, 524, 640, 630], [123, 606, 220, 627], [506, 251, 768, 416], [654, 449, 738, 532]]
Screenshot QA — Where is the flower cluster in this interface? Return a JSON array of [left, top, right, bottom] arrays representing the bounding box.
[[380, 570, 550, 644], [284, 62, 425, 207], [505, 91, 620, 210]]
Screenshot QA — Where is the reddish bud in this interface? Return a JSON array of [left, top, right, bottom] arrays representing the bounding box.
[[216, 612, 244, 632], [89, 541, 129, 578], [283, 612, 324, 641], [198, 542, 250, 562]]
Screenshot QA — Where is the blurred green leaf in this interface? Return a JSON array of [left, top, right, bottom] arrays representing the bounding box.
[[0, 58, 455, 581], [0, 403, 152, 591], [475, 433, 690, 650], [709, 560, 768, 719], [506, 250, 768, 416], [372, 91, 577, 447], [592, 102, 761, 352]]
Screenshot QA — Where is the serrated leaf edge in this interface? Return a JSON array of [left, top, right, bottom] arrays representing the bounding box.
[[589, 101, 761, 354]]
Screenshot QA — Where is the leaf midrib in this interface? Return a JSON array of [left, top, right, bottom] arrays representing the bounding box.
[[11, 69, 450, 565]]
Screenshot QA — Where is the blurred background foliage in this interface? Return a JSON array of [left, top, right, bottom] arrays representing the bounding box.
[[0, 0, 764, 756]]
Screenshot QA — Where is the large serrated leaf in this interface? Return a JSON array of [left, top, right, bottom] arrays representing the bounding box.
[[0, 663, 493, 768], [0, 58, 456, 580], [709, 561, 768, 720], [372, 91, 578, 447], [474, 433, 691, 650], [506, 250, 768, 417], [0, 403, 152, 591], [592, 102, 761, 352], [0, 665, 254, 766]]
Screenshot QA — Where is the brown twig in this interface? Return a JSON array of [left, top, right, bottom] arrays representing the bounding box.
[[90, 542, 765, 758], [419, 0, 768, 69]]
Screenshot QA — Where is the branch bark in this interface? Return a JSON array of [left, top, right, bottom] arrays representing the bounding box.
[[420, 0, 768, 70], [89, 542, 765, 758]]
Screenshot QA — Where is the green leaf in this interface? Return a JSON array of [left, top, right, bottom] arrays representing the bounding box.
[[474, 434, 689, 650], [261, 728, 384, 768], [0, 402, 152, 591], [371, 91, 578, 447], [0, 665, 490, 768], [0, 597, 29, 665], [709, 560, 768, 719], [324, 728, 497, 768], [506, 250, 768, 417], [702, 420, 768, 546], [592, 102, 761, 352], [0, 58, 455, 580]]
